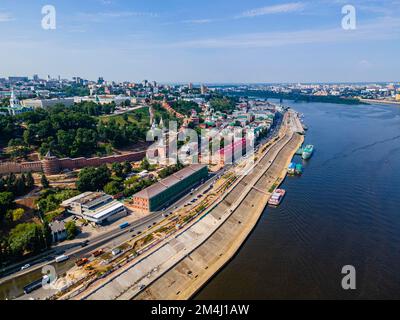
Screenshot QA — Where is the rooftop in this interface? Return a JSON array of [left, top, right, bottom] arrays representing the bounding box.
[[49, 220, 65, 233], [61, 191, 111, 208], [89, 201, 125, 220], [133, 164, 207, 200]]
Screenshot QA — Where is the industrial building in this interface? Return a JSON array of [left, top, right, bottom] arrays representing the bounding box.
[[21, 97, 74, 109], [131, 164, 208, 213], [61, 192, 127, 224]]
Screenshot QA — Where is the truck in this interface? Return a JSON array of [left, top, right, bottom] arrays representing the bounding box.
[[92, 250, 104, 258], [23, 279, 43, 294], [119, 222, 130, 230], [75, 258, 89, 267]]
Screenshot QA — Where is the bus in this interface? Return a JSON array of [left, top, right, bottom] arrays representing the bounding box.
[[119, 222, 130, 229], [55, 255, 69, 263]]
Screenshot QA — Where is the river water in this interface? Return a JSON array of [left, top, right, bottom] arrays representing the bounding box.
[[196, 100, 400, 299]]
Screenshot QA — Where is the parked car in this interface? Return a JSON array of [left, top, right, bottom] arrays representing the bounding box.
[[21, 264, 31, 271], [112, 248, 122, 256]]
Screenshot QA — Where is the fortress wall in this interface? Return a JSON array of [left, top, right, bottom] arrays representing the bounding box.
[[56, 151, 146, 173], [1, 151, 146, 176], [0, 161, 42, 175]]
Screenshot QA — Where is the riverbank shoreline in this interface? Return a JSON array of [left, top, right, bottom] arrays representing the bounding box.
[[360, 99, 400, 106]]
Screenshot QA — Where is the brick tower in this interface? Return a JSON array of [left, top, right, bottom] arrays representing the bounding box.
[[42, 151, 61, 175]]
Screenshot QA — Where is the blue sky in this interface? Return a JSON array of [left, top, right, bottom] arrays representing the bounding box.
[[0, 0, 399, 83]]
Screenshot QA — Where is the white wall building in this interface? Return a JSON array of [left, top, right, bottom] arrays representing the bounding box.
[[61, 192, 127, 225], [21, 98, 75, 109]]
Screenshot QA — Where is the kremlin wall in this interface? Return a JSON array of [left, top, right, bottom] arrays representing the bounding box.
[[0, 151, 146, 176]]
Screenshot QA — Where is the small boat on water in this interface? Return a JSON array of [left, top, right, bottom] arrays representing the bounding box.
[[288, 162, 296, 175], [302, 145, 314, 160], [288, 162, 303, 175], [295, 164, 303, 175], [296, 148, 304, 156], [268, 189, 286, 206]]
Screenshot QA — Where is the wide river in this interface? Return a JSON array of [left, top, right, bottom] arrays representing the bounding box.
[[196, 100, 400, 299]]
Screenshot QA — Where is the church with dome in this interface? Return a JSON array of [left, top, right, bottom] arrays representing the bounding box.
[[7, 90, 32, 115]]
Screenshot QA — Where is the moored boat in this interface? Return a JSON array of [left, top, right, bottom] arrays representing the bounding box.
[[288, 162, 296, 175], [295, 164, 303, 175], [296, 148, 304, 156], [268, 189, 286, 206], [302, 145, 314, 159]]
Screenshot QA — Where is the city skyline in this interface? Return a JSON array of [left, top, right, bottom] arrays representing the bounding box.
[[1, 0, 399, 83]]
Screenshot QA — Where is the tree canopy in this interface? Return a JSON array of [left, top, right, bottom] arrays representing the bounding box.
[[7, 223, 50, 257], [76, 165, 112, 192]]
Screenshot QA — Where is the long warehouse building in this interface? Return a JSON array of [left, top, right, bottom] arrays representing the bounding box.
[[131, 164, 208, 214]]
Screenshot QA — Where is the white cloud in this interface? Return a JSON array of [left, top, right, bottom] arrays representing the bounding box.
[[177, 3, 306, 25], [239, 2, 306, 18], [0, 12, 13, 22], [166, 17, 400, 49], [76, 11, 158, 22], [358, 59, 373, 68], [182, 19, 213, 24]]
